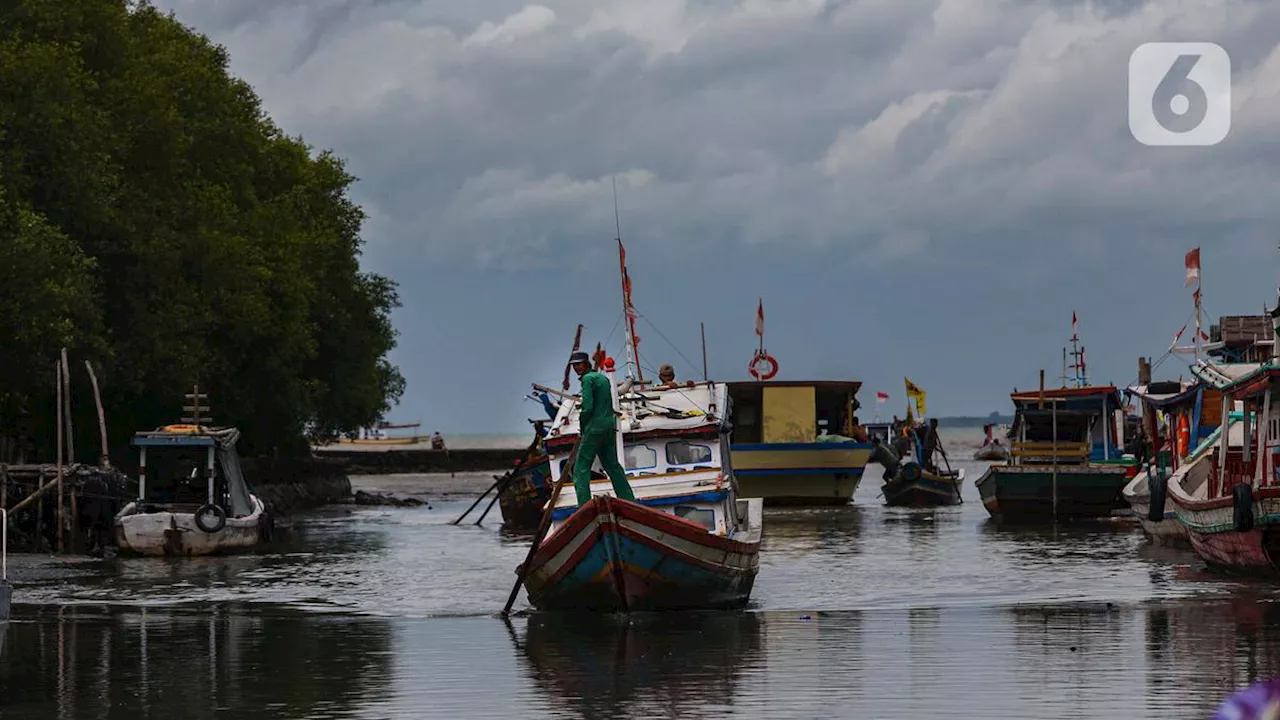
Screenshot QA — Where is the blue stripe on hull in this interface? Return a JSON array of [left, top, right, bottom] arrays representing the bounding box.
[[531, 529, 755, 611], [732, 467, 866, 476], [731, 442, 872, 451]]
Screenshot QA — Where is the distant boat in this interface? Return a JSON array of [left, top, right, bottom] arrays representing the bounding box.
[[331, 421, 430, 446], [496, 421, 554, 534], [523, 376, 762, 611], [973, 423, 1010, 461]]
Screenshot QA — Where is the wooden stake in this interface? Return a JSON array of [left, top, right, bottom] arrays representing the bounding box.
[[56, 358, 64, 553], [84, 361, 109, 468], [61, 348, 74, 464]]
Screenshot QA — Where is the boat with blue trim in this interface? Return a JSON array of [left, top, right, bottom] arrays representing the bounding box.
[[523, 376, 763, 611], [726, 380, 873, 505]]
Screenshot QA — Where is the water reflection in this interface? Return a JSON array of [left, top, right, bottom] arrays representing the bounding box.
[[515, 611, 764, 719], [0, 605, 394, 719]]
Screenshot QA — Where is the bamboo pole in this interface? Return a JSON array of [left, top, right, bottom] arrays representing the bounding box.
[[56, 358, 64, 553], [11, 471, 64, 515], [84, 361, 109, 468], [61, 348, 74, 463], [502, 437, 583, 616]]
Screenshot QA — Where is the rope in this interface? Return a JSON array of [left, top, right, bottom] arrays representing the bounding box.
[[636, 312, 702, 381]]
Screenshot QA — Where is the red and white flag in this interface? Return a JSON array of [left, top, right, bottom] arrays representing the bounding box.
[[1071, 311, 1078, 339], [1185, 247, 1201, 287], [876, 392, 889, 404], [755, 299, 765, 337], [618, 239, 640, 348]]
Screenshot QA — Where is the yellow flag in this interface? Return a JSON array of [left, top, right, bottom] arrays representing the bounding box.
[[904, 377, 926, 417]]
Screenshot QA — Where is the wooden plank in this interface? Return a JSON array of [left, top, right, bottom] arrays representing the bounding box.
[[762, 386, 816, 443]]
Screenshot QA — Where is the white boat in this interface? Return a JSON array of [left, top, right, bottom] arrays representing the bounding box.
[[115, 425, 270, 557]]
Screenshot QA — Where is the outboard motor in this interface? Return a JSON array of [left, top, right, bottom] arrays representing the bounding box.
[[870, 438, 901, 479]]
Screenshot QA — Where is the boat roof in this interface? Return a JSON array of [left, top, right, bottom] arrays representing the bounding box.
[[1212, 362, 1280, 398], [545, 380, 727, 445], [1190, 360, 1266, 390], [132, 424, 240, 448], [1010, 385, 1122, 408], [726, 380, 862, 393], [1124, 381, 1201, 409]]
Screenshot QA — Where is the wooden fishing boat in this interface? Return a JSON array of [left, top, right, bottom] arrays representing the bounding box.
[[496, 422, 554, 534], [726, 380, 873, 505], [115, 424, 271, 556], [975, 383, 1136, 522], [1165, 361, 1280, 575], [1121, 378, 1220, 545], [876, 423, 965, 507], [522, 374, 763, 611]]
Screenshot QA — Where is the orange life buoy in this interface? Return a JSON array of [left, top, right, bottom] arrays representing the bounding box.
[[1176, 414, 1190, 458], [748, 352, 778, 380]]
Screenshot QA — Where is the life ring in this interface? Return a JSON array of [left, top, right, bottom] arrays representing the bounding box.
[[194, 504, 227, 533], [748, 352, 778, 380], [162, 424, 202, 434]]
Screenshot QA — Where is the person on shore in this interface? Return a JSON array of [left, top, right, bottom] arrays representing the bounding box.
[[569, 351, 636, 507], [431, 431, 445, 450]]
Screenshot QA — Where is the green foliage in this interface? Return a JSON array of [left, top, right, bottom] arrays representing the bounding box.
[[0, 0, 404, 457]]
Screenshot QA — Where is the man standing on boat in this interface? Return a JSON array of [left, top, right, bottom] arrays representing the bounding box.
[[569, 351, 637, 506]]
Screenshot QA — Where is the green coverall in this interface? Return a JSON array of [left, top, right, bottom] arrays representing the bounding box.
[[573, 370, 636, 506]]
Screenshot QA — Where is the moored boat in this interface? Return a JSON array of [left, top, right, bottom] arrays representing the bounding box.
[[1165, 360, 1280, 575], [975, 383, 1135, 522], [726, 380, 873, 505], [522, 370, 762, 611], [496, 421, 554, 534], [876, 418, 965, 507], [115, 423, 271, 556], [1122, 377, 1219, 546]]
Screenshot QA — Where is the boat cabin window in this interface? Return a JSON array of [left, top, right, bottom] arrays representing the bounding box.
[[666, 440, 713, 466], [674, 505, 716, 531], [143, 448, 211, 503], [624, 444, 658, 471]]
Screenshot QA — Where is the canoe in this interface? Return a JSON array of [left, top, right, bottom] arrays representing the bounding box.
[[521, 494, 763, 611], [882, 465, 966, 507]]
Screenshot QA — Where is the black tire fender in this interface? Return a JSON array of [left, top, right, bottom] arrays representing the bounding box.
[[195, 504, 227, 534]]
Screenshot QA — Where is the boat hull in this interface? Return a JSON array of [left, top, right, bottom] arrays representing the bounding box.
[[1167, 486, 1280, 575], [882, 470, 965, 508], [523, 495, 762, 612], [973, 447, 1010, 461], [1122, 470, 1190, 546], [730, 442, 871, 505], [497, 457, 553, 534], [975, 464, 1130, 522], [114, 496, 268, 557]]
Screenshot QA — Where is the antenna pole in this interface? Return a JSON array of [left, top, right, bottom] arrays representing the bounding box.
[[613, 176, 641, 382], [701, 322, 709, 381]]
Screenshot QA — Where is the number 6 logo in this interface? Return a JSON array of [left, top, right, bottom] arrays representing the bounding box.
[[1129, 42, 1231, 147]]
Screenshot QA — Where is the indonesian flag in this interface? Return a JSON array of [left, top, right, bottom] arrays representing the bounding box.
[[1170, 324, 1187, 350], [755, 299, 764, 337], [1071, 311, 1078, 340], [1185, 247, 1201, 287], [876, 392, 889, 404]]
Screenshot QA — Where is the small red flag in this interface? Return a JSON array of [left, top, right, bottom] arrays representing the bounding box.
[[755, 299, 765, 337], [1185, 247, 1201, 287]]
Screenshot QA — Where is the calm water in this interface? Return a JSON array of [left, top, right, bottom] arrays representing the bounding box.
[[4, 444, 1280, 718]]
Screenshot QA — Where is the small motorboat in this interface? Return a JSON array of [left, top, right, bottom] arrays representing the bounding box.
[[115, 423, 271, 557], [973, 423, 1010, 461]]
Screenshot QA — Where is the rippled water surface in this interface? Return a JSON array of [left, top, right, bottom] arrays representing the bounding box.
[[4, 453, 1280, 718]]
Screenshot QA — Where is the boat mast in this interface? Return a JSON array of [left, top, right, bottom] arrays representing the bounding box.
[[613, 177, 642, 382], [1068, 316, 1087, 388]]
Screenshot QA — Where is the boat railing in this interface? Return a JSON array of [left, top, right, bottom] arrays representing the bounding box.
[[1208, 449, 1280, 497], [1010, 441, 1090, 462]]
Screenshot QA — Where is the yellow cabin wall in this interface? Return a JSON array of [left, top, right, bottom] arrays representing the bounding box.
[[762, 386, 815, 442]]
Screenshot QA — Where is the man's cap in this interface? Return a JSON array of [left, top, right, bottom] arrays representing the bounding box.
[[569, 351, 591, 365]]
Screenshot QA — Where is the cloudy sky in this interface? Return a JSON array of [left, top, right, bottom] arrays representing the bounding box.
[[155, 0, 1280, 434]]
